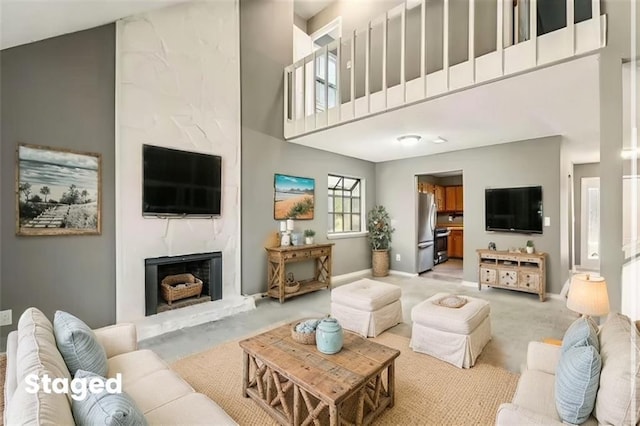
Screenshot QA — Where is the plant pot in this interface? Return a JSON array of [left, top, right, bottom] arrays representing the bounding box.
[[372, 249, 390, 277], [526, 246, 534, 254], [305, 237, 314, 245]]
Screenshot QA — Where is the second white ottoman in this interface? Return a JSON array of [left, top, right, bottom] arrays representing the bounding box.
[[331, 278, 403, 337], [410, 292, 491, 368]]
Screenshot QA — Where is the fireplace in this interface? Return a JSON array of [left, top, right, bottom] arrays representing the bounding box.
[[145, 252, 222, 316]]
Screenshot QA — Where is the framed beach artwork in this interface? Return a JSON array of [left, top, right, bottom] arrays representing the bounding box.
[[16, 143, 102, 236], [274, 174, 315, 220]]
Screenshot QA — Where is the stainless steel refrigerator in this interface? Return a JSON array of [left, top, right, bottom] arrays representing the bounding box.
[[417, 192, 436, 273]]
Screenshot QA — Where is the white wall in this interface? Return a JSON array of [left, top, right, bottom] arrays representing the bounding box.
[[116, 0, 244, 322]]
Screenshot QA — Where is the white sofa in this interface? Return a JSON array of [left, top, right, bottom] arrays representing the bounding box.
[[496, 313, 640, 425], [4, 307, 236, 425]]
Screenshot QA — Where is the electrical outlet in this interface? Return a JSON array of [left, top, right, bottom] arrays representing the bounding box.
[[395, 254, 401, 262], [0, 309, 12, 326]]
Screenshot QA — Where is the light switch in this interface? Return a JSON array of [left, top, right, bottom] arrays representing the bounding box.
[[544, 217, 551, 227]]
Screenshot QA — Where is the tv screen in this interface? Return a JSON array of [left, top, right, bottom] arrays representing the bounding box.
[[143, 145, 221, 216], [485, 186, 543, 234]]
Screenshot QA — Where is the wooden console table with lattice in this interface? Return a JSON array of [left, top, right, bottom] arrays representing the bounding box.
[[240, 321, 399, 426], [265, 243, 333, 303]]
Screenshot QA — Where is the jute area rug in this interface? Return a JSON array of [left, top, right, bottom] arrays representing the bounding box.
[[171, 332, 519, 425]]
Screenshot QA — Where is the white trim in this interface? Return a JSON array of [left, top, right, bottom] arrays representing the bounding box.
[[327, 172, 366, 233], [547, 292, 565, 301], [331, 269, 372, 285], [327, 231, 368, 240], [389, 270, 419, 278], [462, 280, 478, 288]]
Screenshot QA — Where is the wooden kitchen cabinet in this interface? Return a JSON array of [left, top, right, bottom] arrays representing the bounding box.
[[443, 185, 463, 212], [434, 185, 445, 211], [455, 186, 463, 210], [447, 229, 463, 258], [445, 187, 457, 211]]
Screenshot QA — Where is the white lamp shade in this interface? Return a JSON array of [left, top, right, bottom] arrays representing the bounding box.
[[279, 221, 286, 232], [567, 274, 610, 316], [286, 219, 295, 231]]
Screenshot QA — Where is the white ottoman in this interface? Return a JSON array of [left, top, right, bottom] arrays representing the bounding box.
[[410, 292, 491, 368], [331, 279, 403, 337]]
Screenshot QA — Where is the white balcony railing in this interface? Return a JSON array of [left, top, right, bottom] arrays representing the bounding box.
[[284, 0, 607, 139]]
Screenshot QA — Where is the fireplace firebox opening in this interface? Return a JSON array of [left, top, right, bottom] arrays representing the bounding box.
[[144, 252, 222, 316]]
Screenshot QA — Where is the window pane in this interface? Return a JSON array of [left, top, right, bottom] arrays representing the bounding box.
[[334, 189, 344, 198], [352, 182, 360, 196], [352, 197, 360, 213], [328, 53, 337, 85], [328, 175, 341, 188], [315, 81, 326, 112], [328, 214, 334, 233], [344, 214, 352, 231], [316, 55, 326, 79], [335, 214, 343, 232], [328, 195, 334, 213], [328, 87, 337, 109], [334, 196, 343, 212], [343, 197, 351, 213], [353, 214, 361, 231]]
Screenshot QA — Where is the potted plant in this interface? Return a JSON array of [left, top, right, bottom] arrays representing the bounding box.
[[304, 229, 316, 245], [367, 205, 395, 277], [526, 240, 535, 254]]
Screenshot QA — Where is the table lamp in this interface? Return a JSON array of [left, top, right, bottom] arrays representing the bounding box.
[[566, 274, 610, 319]]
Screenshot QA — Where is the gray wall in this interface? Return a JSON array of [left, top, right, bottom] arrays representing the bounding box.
[[240, 0, 375, 296], [573, 163, 599, 266], [1, 25, 116, 345], [376, 136, 565, 294]]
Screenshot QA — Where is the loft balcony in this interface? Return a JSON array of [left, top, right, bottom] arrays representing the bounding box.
[[284, 0, 607, 141]]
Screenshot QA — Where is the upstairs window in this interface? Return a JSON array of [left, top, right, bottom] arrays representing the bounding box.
[[328, 174, 363, 233]]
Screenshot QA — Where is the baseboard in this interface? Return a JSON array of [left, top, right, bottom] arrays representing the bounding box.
[[332, 269, 371, 285], [461, 280, 478, 288], [547, 292, 564, 301], [389, 270, 419, 278]]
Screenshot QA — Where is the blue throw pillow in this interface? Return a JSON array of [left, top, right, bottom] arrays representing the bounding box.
[[555, 344, 602, 424], [562, 317, 599, 353], [53, 311, 108, 377], [71, 370, 147, 426]]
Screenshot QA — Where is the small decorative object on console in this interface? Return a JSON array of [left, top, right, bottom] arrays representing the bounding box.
[[488, 242, 496, 250], [304, 229, 316, 245], [316, 317, 344, 354], [526, 240, 535, 254]]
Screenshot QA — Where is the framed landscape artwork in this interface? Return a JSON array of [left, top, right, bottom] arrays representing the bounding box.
[[274, 174, 315, 220], [16, 143, 102, 236]]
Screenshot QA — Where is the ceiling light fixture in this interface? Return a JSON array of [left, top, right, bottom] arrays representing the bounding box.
[[432, 137, 447, 144], [397, 135, 422, 146], [621, 148, 639, 159]]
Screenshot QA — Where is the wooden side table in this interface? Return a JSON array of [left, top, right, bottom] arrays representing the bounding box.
[[265, 243, 334, 303]]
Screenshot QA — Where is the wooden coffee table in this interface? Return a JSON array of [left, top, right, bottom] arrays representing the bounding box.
[[239, 321, 400, 426]]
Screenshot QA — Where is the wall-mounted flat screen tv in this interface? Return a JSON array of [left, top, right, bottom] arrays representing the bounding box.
[[485, 186, 543, 234], [143, 145, 221, 217]]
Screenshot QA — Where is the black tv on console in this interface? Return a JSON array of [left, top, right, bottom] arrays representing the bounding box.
[[485, 186, 543, 234], [143, 145, 221, 217]]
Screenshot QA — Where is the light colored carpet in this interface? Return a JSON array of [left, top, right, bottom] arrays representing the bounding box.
[[171, 332, 519, 425]]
